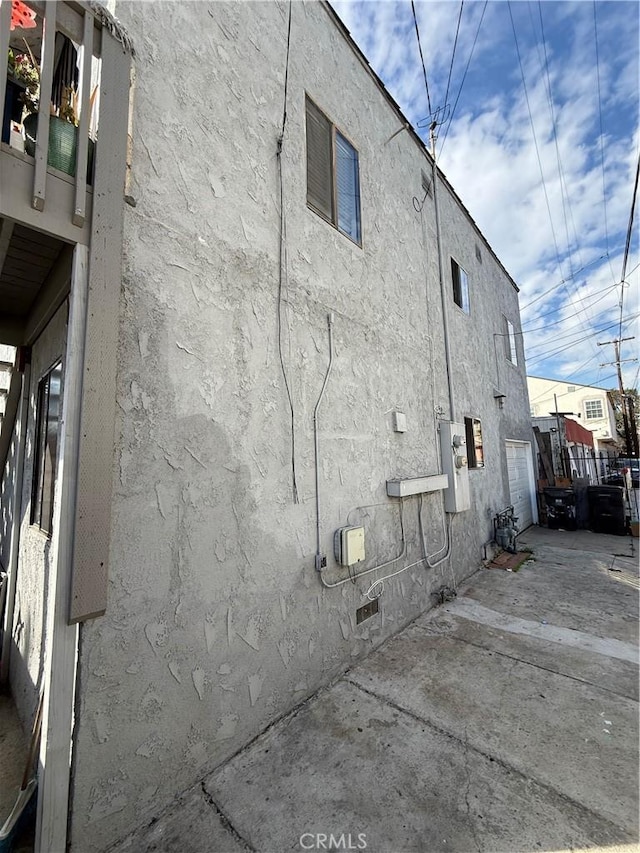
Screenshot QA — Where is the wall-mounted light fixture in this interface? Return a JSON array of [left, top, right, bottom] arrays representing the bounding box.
[[493, 389, 506, 409]]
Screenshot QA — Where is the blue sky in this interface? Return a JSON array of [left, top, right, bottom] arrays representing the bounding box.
[[331, 0, 639, 392]]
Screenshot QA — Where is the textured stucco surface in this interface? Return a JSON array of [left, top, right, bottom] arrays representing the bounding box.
[[69, 3, 533, 849], [10, 302, 68, 731]]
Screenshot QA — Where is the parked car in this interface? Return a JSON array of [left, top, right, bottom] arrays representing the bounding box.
[[604, 458, 640, 488]]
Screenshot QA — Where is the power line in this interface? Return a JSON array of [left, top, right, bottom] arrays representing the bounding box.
[[525, 312, 639, 356], [508, 1, 564, 282], [519, 252, 612, 311], [438, 1, 487, 158], [525, 313, 639, 365], [521, 282, 620, 330], [535, 3, 584, 279], [618, 149, 640, 342], [443, 1, 464, 111], [411, 0, 432, 117], [593, 0, 614, 283]]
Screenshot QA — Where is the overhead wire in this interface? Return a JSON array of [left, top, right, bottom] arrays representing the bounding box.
[[519, 252, 612, 311], [443, 1, 464, 111], [525, 313, 640, 366], [520, 282, 620, 331], [618, 150, 640, 344], [592, 1, 617, 286], [411, 0, 432, 117], [525, 312, 640, 356], [438, 1, 487, 158], [507, 1, 565, 283], [534, 3, 584, 280]]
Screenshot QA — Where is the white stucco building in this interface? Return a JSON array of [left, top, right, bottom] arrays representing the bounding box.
[[528, 376, 619, 455], [0, 3, 536, 850]]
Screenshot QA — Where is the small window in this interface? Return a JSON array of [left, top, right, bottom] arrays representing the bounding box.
[[464, 417, 484, 468], [585, 399, 603, 420], [451, 259, 470, 313], [306, 97, 361, 244], [567, 385, 576, 393], [503, 316, 518, 365], [31, 361, 63, 535]]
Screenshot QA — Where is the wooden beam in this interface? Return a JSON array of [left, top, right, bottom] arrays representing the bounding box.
[[34, 247, 86, 853], [0, 218, 14, 272], [69, 31, 131, 623], [73, 11, 94, 227], [32, 1, 58, 212], [0, 149, 92, 244], [533, 426, 555, 485], [24, 245, 73, 345]]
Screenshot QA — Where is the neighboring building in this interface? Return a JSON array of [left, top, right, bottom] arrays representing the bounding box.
[[528, 377, 619, 456], [0, 3, 535, 851], [532, 415, 597, 483]]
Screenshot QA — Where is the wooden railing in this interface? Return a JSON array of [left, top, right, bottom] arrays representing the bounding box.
[[0, 0, 131, 231]]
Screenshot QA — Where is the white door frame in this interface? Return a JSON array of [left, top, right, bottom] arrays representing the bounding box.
[[506, 439, 539, 528]]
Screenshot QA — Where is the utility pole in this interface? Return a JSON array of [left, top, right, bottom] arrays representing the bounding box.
[[598, 336, 637, 455]]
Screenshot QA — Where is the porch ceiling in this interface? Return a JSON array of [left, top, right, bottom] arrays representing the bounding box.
[[0, 219, 66, 342]]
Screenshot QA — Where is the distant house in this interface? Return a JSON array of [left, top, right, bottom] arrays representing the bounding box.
[[0, 3, 535, 851], [532, 415, 596, 483], [527, 377, 619, 457]]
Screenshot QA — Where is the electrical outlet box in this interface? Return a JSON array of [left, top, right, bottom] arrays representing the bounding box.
[[334, 526, 365, 567], [440, 421, 470, 513], [392, 411, 407, 432]]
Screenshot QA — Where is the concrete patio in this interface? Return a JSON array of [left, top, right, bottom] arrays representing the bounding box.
[[109, 526, 639, 853]]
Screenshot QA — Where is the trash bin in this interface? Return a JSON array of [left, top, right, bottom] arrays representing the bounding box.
[[543, 487, 577, 530], [587, 485, 627, 535]]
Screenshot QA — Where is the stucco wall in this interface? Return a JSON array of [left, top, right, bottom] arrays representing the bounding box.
[[10, 303, 68, 730], [70, 3, 533, 849]]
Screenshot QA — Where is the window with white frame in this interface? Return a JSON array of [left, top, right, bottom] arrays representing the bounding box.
[[584, 399, 604, 420], [305, 96, 361, 244], [503, 316, 518, 365], [31, 361, 63, 536], [464, 417, 484, 468], [451, 259, 470, 313]]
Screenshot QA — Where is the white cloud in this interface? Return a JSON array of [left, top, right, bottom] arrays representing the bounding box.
[[331, 0, 640, 388]]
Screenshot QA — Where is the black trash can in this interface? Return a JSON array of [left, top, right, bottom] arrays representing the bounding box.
[[544, 487, 577, 530], [587, 485, 627, 535]]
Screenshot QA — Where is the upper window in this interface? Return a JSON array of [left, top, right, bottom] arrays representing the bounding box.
[[464, 417, 484, 468], [31, 361, 63, 536], [503, 316, 518, 365], [451, 259, 469, 313], [567, 386, 576, 393], [306, 97, 361, 245], [585, 399, 604, 420]]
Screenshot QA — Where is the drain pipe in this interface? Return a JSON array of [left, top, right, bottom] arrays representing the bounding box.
[[0, 355, 31, 685], [430, 122, 456, 422], [314, 312, 334, 571]]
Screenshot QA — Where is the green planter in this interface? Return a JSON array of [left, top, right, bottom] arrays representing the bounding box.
[[23, 114, 94, 182]]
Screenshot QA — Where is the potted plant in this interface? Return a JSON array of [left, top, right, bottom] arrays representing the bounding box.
[[8, 39, 95, 180], [2, 47, 39, 144]]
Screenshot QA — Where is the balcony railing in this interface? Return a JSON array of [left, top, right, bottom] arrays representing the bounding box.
[[0, 0, 133, 237]]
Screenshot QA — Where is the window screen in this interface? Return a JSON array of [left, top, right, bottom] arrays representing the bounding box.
[[306, 97, 361, 244]]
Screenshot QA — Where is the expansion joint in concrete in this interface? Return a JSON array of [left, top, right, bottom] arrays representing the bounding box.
[[432, 630, 640, 703], [199, 781, 255, 852], [344, 677, 631, 837]]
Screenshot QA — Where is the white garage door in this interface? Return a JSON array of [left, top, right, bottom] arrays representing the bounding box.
[[505, 440, 534, 532]]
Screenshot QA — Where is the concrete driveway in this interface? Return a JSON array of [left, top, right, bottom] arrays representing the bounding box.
[[111, 527, 639, 853]]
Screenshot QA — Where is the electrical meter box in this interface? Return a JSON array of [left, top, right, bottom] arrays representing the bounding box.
[[440, 421, 471, 513], [334, 526, 366, 567]]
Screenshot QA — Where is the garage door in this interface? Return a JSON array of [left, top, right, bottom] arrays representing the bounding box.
[[505, 441, 534, 531]]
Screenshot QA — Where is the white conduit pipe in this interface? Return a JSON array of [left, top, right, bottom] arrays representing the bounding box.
[[314, 312, 334, 569]]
